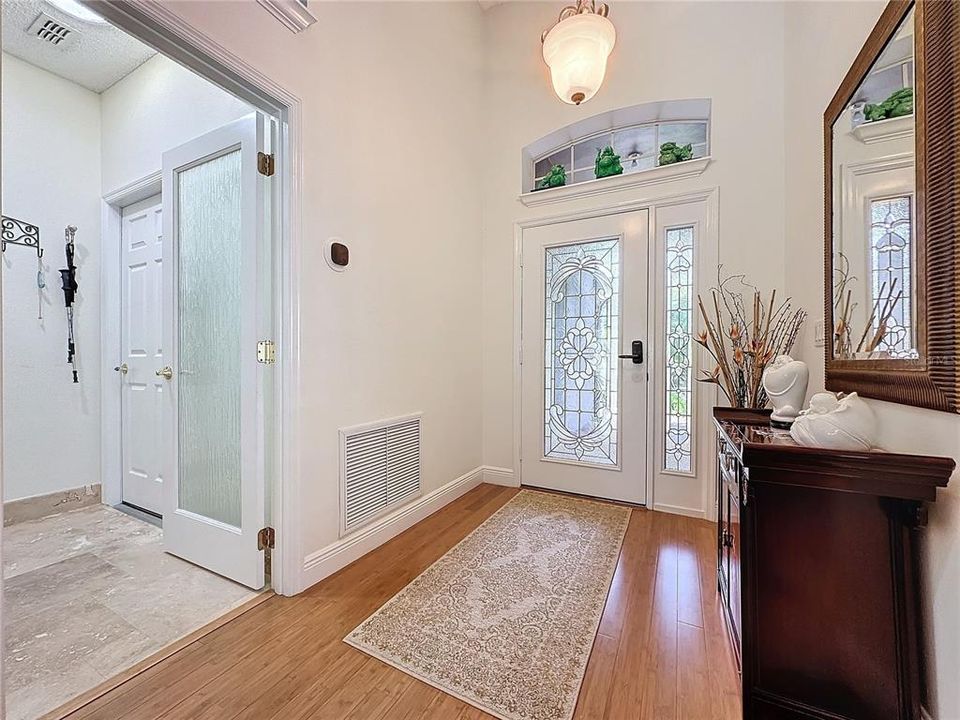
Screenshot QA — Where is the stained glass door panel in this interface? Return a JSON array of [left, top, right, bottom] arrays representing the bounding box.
[[521, 211, 649, 505], [664, 226, 694, 473], [869, 196, 915, 358], [543, 239, 621, 467]]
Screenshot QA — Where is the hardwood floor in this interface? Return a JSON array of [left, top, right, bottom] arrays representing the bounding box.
[[58, 484, 741, 720]]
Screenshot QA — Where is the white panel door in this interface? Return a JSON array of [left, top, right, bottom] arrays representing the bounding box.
[[161, 114, 269, 590], [520, 210, 649, 504], [120, 195, 164, 516]]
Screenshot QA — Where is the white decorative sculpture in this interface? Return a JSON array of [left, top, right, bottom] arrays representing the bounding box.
[[790, 392, 878, 451], [761, 355, 809, 427]]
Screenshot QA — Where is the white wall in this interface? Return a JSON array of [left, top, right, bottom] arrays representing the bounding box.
[[783, 3, 960, 717], [157, 1, 486, 587], [480, 1, 788, 517], [0, 52, 102, 501], [100, 54, 251, 193]]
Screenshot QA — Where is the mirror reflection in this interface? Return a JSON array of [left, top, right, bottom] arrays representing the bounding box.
[[831, 5, 916, 360]]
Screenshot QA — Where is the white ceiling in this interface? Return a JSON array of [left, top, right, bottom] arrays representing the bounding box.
[[1, 0, 156, 93]]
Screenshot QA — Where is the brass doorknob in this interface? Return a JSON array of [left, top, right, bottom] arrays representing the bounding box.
[[114, 363, 128, 375], [156, 366, 173, 380]]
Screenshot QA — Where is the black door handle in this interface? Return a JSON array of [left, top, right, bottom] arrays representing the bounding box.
[[618, 340, 644, 364]]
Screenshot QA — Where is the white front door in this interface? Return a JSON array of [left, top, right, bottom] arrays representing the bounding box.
[[520, 210, 649, 504], [120, 195, 164, 516], [161, 114, 270, 590]]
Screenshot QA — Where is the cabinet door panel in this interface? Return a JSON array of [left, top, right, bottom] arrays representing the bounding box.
[[729, 482, 741, 644], [718, 461, 730, 600]]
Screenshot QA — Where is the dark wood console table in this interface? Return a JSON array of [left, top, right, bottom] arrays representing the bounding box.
[[714, 407, 954, 720]]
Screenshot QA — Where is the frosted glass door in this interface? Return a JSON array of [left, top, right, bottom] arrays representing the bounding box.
[[177, 150, 243, 527], [161, 114, 268, 590]]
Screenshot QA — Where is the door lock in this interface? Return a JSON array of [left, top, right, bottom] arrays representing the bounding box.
[[618, 340, 644, 364], [155, 366, 173, 380], [114, 363, 128, 375]]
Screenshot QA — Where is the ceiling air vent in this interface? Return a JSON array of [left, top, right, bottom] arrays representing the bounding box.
[[27, 13, 78, 48]]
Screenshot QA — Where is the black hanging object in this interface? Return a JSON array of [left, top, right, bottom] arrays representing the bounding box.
[[59, 226, 79, 383]]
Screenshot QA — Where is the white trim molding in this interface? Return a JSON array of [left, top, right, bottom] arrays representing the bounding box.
[[256, 0, 318, 33], [851, 114, 914, 145], [482, 466, 518, 487], [519, 157, 711, 208], [653, 502, 706, 519], [103, 170, 162, 207], [301, 466, 486, 590]]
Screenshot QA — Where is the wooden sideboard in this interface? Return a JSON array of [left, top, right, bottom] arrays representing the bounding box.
[[714, 407, 954, 720]]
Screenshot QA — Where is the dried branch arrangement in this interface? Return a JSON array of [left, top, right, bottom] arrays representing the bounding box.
[[832, 251, 903, 359], [695, 270, 807, 408], [833, 253, 857, 358]]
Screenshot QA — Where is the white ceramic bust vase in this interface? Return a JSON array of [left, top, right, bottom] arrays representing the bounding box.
[[761, 355, 810, 427]]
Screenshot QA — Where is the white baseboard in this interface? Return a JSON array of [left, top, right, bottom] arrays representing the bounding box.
[[300, 465, 485, 591], [653, 502, 706, 519], [482, 465, 517, 487]]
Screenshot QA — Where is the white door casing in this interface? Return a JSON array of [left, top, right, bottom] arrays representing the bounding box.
[[520, 210, 649, 505], [161, 113, 269, 590], [120, 195, 165, 515]]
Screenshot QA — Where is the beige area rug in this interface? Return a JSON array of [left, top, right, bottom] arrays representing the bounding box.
[[344, 489, 632, 720]]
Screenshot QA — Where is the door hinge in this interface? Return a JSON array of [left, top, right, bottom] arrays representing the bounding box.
[[257, 340, 276, 364], [258, 526, 275, 551], [257, 152, 275, 177]]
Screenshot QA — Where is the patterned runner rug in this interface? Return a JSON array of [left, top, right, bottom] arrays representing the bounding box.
[[344, 489, 632, 720]]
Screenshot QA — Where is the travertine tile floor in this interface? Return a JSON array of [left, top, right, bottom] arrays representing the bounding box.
[[3, 504, 258, 720]]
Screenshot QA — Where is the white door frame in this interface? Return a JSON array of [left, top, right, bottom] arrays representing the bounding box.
[[91, 0, 303, 596], [512, 187, 719, 519]]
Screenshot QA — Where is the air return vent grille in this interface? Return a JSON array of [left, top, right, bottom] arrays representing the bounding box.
[[28, 13, 78, 48], [339, 414, 421, 535]]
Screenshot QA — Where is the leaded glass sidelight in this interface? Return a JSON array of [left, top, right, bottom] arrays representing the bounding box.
[[664, 226, 694, 473], [543, 238, 620, 466], [869, 196, 915, 359]]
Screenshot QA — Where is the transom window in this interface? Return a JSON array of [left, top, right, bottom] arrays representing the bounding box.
[[521, 99, 712, 196], [533, 121, 709, 192]]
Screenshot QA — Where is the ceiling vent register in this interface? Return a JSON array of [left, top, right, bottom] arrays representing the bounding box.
[[27, 12, 78, 49]]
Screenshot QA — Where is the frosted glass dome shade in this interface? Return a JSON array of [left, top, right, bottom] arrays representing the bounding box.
[[542, 12, 616, 105]]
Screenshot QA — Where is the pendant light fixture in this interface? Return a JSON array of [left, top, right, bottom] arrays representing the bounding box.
[[541, 0, 616, 106]]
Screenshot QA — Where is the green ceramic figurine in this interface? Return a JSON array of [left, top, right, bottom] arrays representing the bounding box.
[[535, 164, 567, 191], [864, 87, 913, 122], [659, 142, 694, 166], [594, 146, 624, 179]]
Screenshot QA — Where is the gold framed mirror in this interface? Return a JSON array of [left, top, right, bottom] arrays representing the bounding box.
[[824, 0, 960, 413]]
